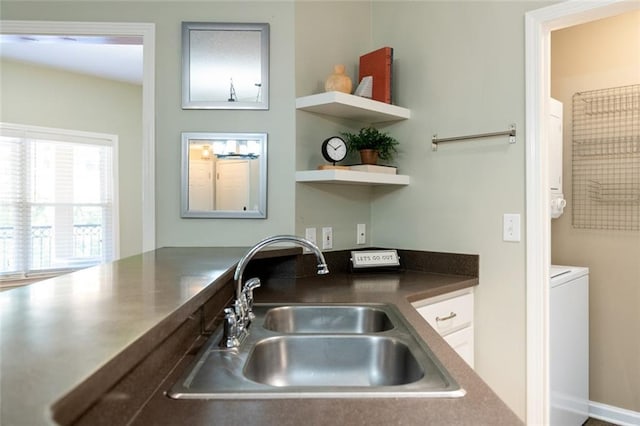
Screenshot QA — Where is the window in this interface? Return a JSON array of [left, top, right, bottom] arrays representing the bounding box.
[[0, 123, 118, 279]]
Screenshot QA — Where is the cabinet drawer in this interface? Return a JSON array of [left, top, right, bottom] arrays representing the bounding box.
[[414, 292, 473, 336]]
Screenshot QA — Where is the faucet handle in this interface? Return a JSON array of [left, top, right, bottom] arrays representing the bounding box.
[[243, 277, 261, 293], [234, 297, 247, 323], [243, 278, 261, 320], [222, 307, 240, 348]]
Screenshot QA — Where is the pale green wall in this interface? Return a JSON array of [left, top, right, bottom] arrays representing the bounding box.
[[294, 1, 376, 249], [368, 1, 550, 418], [1, 0, 558, 419], [0, 59, 143, 258], [1, 1, 297, 247], [551, 10, 640, 412]]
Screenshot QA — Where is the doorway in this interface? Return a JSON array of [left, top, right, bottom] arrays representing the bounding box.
[[0, 21, 156, 252], [525, 1, 640, 424]]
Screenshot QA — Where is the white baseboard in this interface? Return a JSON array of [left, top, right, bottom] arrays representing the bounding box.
[[589, 401, 640, 426]]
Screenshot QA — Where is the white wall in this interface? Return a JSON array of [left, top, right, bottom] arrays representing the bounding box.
[[551, 10, 640, 412], [0, 59, 143, 258]]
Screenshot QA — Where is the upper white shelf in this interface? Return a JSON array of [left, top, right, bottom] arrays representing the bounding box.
[[295, 169, 410, 186], [296, 91, 410, 124]]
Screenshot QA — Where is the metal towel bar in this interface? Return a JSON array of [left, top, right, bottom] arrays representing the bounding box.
[[432, 124, 516, 151]]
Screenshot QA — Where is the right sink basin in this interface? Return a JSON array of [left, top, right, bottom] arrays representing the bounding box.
[[262, 305, 394, 333]]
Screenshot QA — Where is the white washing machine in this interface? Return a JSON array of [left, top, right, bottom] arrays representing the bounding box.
[[550, 265, 590, 426]]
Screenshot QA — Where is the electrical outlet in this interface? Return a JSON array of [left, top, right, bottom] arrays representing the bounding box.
[[503, 213, 521, 242], [357, 223, 366, 245], [304, 228, 317, 252], [322, 227, 333, 250]]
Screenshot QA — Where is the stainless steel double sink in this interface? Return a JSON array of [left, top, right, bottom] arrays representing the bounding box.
[[168, 303, 465, 399]]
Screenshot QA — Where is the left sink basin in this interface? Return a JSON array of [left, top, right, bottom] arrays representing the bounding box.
[[244, 335, 423, 387]]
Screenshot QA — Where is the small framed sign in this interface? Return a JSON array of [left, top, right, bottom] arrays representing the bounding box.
[[350, 249, 400, 269]]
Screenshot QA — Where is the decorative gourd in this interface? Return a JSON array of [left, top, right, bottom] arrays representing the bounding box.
[[324, 64, 352, 94]]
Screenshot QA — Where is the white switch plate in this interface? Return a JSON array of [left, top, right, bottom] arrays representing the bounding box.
[[304, 228, 317, 252], [357, 223, 366, 245], [503, 214, 521, 242], [322, 227, 333, 250]]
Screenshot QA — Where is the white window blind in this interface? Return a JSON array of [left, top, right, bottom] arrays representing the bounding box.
[[0, 123, 118, 279]]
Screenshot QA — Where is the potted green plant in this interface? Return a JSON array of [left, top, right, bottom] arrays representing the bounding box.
[[341, 127, 399, 165]]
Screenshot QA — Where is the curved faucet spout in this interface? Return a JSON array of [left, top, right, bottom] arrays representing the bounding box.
[[233, 234, 329, 301], [223, 235, 329, 348]]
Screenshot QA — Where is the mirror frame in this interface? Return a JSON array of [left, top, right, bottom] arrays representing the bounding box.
[[181, 132, 268, 219], [181, 22, 269, 110]]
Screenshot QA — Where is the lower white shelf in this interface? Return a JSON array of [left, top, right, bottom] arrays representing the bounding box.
[[295, 169, 410, 185]]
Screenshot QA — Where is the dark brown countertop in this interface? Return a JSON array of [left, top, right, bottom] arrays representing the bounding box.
[[0, 247, 522, 425], [131, 272, 522, 426], [0, 247, 292, 426]]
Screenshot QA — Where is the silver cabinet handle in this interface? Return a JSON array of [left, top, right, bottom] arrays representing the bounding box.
[[436, 312, 457, 322]]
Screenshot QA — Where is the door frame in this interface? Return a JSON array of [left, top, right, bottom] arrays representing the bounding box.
[[524, 1, 639, 423], [0, 20, 156, 253]]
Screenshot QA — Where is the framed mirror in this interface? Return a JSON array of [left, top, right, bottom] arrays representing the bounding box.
[[181, 132, 267, 218], [182, 22, 269, 110]]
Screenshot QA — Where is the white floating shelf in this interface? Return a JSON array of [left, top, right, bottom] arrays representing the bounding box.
[[295, 169, 410, 186], [296, 92, 410, 124]]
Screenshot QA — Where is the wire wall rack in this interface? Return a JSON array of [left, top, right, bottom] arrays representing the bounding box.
[[572, 84, 640, 231]]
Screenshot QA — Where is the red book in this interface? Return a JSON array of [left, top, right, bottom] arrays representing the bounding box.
[[358, 47, 393, 104]]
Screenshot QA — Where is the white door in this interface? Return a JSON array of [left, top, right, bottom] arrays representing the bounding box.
[[188, 159, 213, 210], [216, 160, 250, 211]]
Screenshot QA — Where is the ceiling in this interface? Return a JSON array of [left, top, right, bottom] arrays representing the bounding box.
[[0, 34, 143, 85]]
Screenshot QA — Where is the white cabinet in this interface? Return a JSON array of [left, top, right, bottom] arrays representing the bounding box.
[[442, 327, 474, 367], [295, 91, 411, 186], [412, 288, 474, 368]]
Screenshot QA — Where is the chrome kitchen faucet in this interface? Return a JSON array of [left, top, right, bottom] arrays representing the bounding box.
[[223, 235, 329, 348]]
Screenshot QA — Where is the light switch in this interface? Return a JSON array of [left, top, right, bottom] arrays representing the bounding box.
[[503, 214, 521, 242]]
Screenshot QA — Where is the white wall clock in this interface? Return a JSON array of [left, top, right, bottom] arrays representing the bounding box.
[[321, 136, 347, 165]]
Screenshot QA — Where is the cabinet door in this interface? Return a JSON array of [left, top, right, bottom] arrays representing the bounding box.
[[444, 326, 474, 368]]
